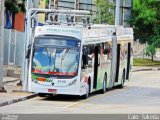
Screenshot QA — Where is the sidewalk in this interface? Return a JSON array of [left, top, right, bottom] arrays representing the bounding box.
[[2, 77, 21, 93], [0, 77, 37, 107], [2, 77, 19, 87]]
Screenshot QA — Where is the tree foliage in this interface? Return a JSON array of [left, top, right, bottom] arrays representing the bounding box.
[[5, 0, 26, 13], [132, 0, 160, 43], [93, 0, 114, 24], [131, 0, 160, 60]]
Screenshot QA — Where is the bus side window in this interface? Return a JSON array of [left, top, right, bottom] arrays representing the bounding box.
[[103, 42, 111, 59], [82, 46, 88, 69], [87, 45, 94, 68], [103, 43, 109, 55]]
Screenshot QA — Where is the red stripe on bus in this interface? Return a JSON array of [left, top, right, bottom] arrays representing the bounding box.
[[36, 77, 46, 82], [32, 70, 77, 75]]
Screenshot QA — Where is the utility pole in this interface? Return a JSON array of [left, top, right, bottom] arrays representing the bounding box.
[[75, 0, 80, 10], [54, 0, 58, 21], [26, 0, 33, 12], [54, 0, 58, 9], [0, 0, 6, 92], [115, 0, 120, 25], [74, 0, 80, 22], [49, 0, 52, 9], [21, 0, 33, 88]]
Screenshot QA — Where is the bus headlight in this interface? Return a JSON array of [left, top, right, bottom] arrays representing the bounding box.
[[68, 79, 77, 86], [32, 78, 39, 84]]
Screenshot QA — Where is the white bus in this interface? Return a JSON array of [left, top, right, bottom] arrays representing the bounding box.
[[24, 9, 133, 99]]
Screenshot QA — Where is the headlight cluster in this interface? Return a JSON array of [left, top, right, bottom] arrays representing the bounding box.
[[68, 79, 77, 86], [32, 78, 39, 84]]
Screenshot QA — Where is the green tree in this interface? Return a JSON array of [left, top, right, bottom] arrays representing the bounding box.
[[5, 0, 26, 13], [93, 0, 114, 24], [146, 36, 160, 60], [131, 0, 160, 60], [146, 44, 156, 61]]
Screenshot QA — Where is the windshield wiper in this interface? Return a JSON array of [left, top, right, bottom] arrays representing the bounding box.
[[62, 48, 71, 60], [43, 47, 55, 70]]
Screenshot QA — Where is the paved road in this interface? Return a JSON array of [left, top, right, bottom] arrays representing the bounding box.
[[0, 71, 160, 114]]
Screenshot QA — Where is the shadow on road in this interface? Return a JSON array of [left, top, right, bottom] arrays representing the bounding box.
[[39, 86, 127, 102]]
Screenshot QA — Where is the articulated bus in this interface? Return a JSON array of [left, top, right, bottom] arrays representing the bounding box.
[[24, 9, 133, 99]]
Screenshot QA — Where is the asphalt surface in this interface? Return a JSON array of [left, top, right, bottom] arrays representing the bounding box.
[[0, 71, 160, 114]]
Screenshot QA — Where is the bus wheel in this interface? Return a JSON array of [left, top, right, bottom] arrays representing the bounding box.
[[38, 93, 46, 97], [101, 75, 107, 94], [81, 84, 89, 99], [119, 71, 125, 88]]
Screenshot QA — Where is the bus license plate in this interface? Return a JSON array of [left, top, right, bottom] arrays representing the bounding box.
[[48, 89, 57, 93]]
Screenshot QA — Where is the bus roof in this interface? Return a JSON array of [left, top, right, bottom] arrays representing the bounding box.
[[34, 24, 133, 44]]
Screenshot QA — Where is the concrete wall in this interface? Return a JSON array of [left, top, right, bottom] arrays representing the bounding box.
[[4, 29, 25, 67]]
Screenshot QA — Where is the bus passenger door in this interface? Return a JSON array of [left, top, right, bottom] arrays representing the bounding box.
[[126, 43, 131, 80], [93, 45, 99, 89], [115, 44, 121, 83]]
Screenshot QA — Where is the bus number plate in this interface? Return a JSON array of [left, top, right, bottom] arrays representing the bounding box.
[[48, 89, 57, 93]]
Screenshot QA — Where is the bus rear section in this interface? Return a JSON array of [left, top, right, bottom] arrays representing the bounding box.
[[113, 28, 133, 87]]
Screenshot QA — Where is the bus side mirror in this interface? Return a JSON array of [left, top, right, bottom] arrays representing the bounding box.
[[26, 44, 31, 59]]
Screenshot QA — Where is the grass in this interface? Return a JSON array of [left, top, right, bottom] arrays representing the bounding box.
[[133, 58, 160, 66]]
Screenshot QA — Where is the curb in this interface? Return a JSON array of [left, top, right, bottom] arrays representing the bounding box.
[[132, 68, 160, 72], [2, 79, 20, 85], [0, 93, 38, 107], [12, 90, 29, 93]]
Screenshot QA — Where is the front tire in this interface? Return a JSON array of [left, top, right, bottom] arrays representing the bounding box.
[[118, 71, 125, 88], [38, 93, 46, 97], [101, 75, 107, 94], [81, 84, 89, 99]]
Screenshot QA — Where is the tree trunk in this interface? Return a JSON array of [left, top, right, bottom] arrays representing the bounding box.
[[151, 54, 154, 61]]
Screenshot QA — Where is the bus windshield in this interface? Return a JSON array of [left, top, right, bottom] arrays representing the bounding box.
[[32, 36, 80, 76]]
